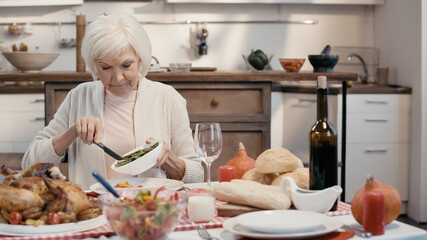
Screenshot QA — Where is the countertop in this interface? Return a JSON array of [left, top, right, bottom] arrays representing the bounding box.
[[272, 81, 412, 94], [0, 71, 411, 94]]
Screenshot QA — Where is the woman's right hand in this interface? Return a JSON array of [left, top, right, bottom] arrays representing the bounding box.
[[74, 116, 102, 144]]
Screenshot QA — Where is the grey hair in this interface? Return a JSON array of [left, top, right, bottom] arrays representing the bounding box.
[[81, 14, 152, 80]]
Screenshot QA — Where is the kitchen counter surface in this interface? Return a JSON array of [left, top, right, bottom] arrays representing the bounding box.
[[272, 81, 412, 94], [0, 71, 411, 94]]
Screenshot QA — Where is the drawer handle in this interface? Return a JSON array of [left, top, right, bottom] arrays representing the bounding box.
[[365, 118, 388, 122], [211, 98, 219, 106], [365, 100, 388, 104], [365, 149, 388, 153], [33, 117, 45, 121], [32, 99, 44, 103], [298, 99, 317, 103]]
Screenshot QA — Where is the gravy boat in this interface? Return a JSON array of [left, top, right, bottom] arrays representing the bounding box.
[[280, 176, 342, 213]]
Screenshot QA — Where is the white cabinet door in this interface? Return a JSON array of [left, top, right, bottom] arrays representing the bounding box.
[[338, 112, 410, 143], [272, 92, 337, 164], [345, 142, 409, 202], [0, 94, 44, 153]]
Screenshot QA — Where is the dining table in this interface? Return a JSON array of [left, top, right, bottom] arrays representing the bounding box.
[[1, 182, 426, 240]]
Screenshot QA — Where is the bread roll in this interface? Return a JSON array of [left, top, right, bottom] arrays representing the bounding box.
[[255, 148, 303, 174], [241, 168, 277, 185], [213, 179, 291, 210], [271, 167, 309, 189]]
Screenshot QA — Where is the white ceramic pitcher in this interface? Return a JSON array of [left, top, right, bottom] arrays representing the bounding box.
[[280, 176, 342, 213]]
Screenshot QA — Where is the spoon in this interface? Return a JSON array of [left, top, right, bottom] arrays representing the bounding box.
[[92, 170, 120, 199]]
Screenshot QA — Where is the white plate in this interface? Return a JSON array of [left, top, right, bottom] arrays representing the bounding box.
[[0, 215, 106, 236], [223, 214, 342, 239], [111, 141, 163, 175], [234, 210, 327, 234], [89, 177, 184, 194]]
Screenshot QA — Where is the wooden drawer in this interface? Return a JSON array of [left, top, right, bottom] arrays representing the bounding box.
[[338, 94, 411, 113], [172, 82, 271, 123], [344, 142, 409, 202], [191, 122, 270, 181], [0, 94, 44, 111], [338, 111, 410, 143]]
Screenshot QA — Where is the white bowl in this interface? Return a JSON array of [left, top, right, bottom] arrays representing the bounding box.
[[110, 141, 163, 175], [1, 52, 59, 72], [169, 63, 191, 72]]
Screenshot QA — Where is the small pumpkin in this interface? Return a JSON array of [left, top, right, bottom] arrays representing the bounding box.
[[226, 142, 256, 179], [351, 175, 402, 225]]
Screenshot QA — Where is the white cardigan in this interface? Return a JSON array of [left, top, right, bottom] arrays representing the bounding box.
[[22, 78, 204, 189]]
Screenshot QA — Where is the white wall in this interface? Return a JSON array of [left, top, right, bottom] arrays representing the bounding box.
[[374, 0, 426, 222], [0, 2, 374, 72]]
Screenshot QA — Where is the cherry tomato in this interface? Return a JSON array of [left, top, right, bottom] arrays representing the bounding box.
[[9, 212, 22, 225], [47, 212, 61, 225]]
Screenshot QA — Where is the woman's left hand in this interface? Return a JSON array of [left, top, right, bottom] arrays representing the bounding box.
[[146, 138, 185, 180], [146, 138, 172, 168]]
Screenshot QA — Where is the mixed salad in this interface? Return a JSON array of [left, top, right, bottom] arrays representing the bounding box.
[[104, 187, 184, 240]]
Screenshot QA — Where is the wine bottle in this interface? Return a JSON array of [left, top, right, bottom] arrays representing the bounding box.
[[309, 76, 339, 211]]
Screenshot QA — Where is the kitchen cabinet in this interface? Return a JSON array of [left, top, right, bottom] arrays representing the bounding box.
[[1, 71, 356, 178], [337, 94, 411, 205], [277, 92, 411, 207], [172, 81, 271, 181], [0, 93, 45, 153]]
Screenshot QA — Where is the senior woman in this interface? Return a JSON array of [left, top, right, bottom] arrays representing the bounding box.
[[22, 14, 204, 190]]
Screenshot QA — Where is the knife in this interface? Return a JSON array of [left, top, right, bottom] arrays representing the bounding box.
[[94, 142, 124, 161]]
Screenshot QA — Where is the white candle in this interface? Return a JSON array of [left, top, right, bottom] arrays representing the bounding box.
[[187, 195, 216, 223]]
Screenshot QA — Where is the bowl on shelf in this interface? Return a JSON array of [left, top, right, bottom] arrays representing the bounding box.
[[1, 52, 59, 72], [242, 54, 273, 72], [169, 63, 191, 72], [308, 54, 339, 73], [98, 188, 188, 240], [279, 58, 305, 72]]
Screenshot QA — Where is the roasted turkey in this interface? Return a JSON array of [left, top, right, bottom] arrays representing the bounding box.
[[0, 162, 101, 224]]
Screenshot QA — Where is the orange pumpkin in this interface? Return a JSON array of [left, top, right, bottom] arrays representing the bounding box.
[[351, 175, 402, 225], [226, 142, 256, 179]]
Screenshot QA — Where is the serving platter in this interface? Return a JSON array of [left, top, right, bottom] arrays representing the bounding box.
[[0, 215, 106, 236], [89, 177, 184, 194], [223, 213, 342, 239]]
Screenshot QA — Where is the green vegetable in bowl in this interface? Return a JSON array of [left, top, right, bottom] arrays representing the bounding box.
[[248, 49, 268, 70], [115, 142, 159, 167]]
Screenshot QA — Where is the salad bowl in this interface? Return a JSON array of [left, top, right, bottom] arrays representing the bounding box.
[[98, 188, 188, 240]]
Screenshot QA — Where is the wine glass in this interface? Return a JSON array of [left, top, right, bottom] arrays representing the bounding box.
[[194, 122, 223, 188]]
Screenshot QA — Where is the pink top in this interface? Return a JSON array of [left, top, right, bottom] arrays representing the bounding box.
[[103, 89, 137, 179]]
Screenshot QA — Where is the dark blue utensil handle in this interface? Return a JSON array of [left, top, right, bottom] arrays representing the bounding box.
[[92, 170, 120, 198]]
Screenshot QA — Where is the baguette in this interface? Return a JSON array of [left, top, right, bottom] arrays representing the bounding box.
[[213, 179, 291, 210]]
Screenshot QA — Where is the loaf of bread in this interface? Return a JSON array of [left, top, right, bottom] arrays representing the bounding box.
[[213, 179, 291, 210], [271, 167, 309, 189], [241, 168, 277, 185], [255, 148, 303, 174]]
